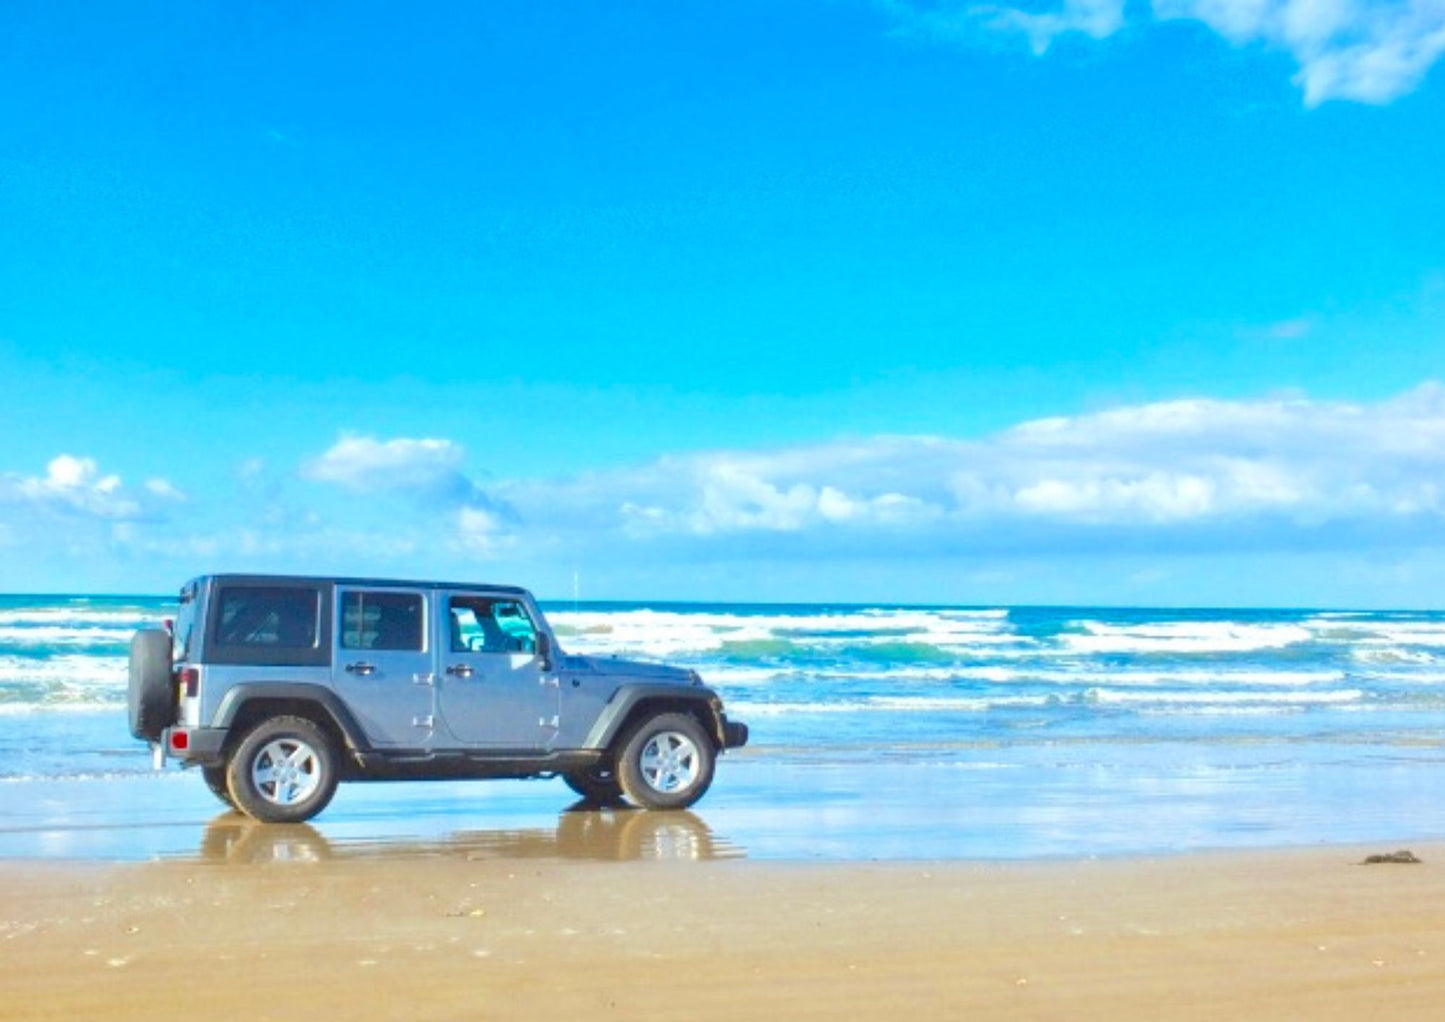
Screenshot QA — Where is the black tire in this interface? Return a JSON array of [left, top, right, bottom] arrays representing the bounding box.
[[127, 628, 174, 742], [202, 765, 236, 809], [563, 764, 625, 805], [615, 712, 716, 810], [225, 716, 340, 824]]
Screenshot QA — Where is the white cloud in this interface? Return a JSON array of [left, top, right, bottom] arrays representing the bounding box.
[[25, 386, 1445, 578], [977, 0, 1125, 54], [455, 506, 507, 557], [498, 382, 1445, 555], [883, 0, 1124, 53], [884, 0, 1445, 104], [144, 478, 187, 501], [3, 455, 142, 519], [303, 434, 467, 493], [1156, 0, 1445, 105]]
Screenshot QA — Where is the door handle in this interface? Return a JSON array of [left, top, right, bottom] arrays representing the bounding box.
[[445, 664, 475, 678], [345, 662, 376, 676]]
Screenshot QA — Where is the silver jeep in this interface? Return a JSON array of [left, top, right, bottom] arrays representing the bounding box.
[[128, 574, 748, 823]]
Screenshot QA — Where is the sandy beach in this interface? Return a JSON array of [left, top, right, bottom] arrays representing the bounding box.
[[4, 831, 1444, 1021]]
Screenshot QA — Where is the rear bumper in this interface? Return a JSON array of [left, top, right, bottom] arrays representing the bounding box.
[[721, 716, 749, 750], [156, 726, 227, 767]]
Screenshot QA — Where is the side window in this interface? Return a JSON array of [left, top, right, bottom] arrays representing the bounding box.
[[341, 591, 425, 652], [216, 586, 320, 649], [449, 597, 538, 654]]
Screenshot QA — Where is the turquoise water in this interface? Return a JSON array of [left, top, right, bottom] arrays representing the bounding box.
[[3, 594, 1445, 858]]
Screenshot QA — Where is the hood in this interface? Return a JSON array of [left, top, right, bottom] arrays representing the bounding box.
[[559, 653, 698, 686]]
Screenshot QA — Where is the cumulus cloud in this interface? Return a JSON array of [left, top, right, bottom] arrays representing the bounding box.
[[301, 433, 517, 558], [1, 455, 144, 519], [884, 0, 1445, 104], [496, 383, 1445, 557], [303, 434, 467, 493], [894, 0, 1125, 54], [144, 478, 188, 501], [1157, 0, 1445, 105]]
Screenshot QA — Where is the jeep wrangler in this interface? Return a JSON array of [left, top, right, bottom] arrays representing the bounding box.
[[128, 575, 748, 823]]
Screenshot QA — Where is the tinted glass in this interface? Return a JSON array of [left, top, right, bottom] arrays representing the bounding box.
[[449, 597, 537, 653], [341, 591, 425, 651], [216, 586, 320, 648], [173, 581, 199, 662]]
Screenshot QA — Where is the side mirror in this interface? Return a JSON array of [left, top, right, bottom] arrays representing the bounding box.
[[536, 632, 553, 672]]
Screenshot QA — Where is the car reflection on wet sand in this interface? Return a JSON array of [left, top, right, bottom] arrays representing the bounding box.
[[198, 803, 743, 865]]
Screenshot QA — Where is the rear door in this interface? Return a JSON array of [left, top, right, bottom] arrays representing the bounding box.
[[436, 591, 558, 749], [331, 586, 437, 748]]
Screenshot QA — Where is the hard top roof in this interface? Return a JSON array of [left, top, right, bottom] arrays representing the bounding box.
[[190, 574, 531, 597]]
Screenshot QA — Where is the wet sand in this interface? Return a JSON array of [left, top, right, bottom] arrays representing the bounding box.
[[4, 836, 1445, 1021]]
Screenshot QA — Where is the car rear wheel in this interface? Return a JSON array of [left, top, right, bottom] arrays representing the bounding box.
[[615, 712, 716, 810], [225, 716, 340, 824], [202, 765, 236, 809]]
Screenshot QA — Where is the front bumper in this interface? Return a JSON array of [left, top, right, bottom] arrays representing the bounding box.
[[721, 716, 749, 750]]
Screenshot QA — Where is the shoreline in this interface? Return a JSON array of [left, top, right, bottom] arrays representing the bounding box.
[[5, 842, 1445, 1020], [9, 747, 1445, 863]]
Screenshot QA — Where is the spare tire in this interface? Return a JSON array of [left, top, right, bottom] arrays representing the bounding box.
[[128, 628, 175, 741]]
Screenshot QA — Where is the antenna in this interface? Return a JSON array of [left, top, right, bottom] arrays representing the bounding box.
[[572, 568, 580, 613]]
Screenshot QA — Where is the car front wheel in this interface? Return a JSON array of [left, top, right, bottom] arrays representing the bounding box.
[[563, 764, 625, 805], [225, 716, 340, 824], [616, 713, 716, 810]]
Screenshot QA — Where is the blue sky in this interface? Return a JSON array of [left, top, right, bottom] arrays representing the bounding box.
[[1, 0, 1443, 606]]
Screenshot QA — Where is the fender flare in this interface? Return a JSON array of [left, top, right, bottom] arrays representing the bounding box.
[[212, 682, 373, 753], [582, 684, 725, 751]]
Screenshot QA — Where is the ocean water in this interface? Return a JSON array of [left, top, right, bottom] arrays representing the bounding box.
[[4, 594, 1445, 858]]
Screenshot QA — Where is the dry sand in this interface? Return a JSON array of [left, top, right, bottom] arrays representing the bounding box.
[[4, 838, 1444, 1021]]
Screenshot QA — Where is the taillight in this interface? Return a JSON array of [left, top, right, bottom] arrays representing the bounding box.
[[169, 730, 190, 752], [176, 667, 200, 698]]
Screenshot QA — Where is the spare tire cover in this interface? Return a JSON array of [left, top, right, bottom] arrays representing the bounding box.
[[128, 628, 174, 741]]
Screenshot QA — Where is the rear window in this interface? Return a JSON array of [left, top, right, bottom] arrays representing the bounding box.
[[215, 586, 320, 649], [341, 591, 425, 651], [173, 581, 199, 662]]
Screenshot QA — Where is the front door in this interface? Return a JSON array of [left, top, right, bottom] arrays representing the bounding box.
[[331, 586, 437, 748], [436, 591, 558, 748]]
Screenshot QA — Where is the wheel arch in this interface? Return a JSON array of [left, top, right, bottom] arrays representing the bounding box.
[[212, 683, 371, 758], [584, 685, 725, 754]]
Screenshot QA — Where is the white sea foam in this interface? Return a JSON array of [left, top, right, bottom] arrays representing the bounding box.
[[729, 696, 1035, 716], [704, 663, 1346, 689], [550, 606, 1019, 659], [0, 654, 129, 710], [1349, 647, 1440, 666], [1058, 621, 1313, 655], [0, 654, 128, 684], [1354, 624, 1445, 647], [730, 686, 1362, 716], [0, 607, 159, 628], [0, 701, 125, 715], [0, 625, 137, 647], [1086, 688, 1362, 706]]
